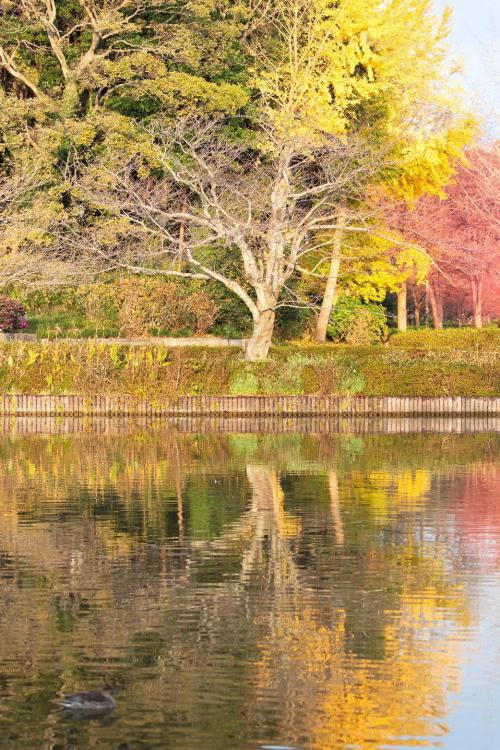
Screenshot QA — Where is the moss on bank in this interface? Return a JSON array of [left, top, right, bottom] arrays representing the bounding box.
[[0, 340, 498, 397]]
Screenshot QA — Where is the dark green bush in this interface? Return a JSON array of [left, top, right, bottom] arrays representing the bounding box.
[[327, 296, 388, 344]]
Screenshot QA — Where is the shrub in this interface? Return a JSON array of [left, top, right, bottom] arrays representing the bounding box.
[[0, 295, 28, 333], [115, 278, 171, 336], [389, 327, 500, 351], [0, 343, 497, 397], [10, 287, 84, 316], [258, 353, 321, 394], [327, 296, 388, 344], [185, 291, 220, 334], [115, 278, 220, 337], [274, 305, 313, 341], [336, 359, 365, 394], [80, 282, 119, 328], [11, 277, 225, 339], [229, 371, 259, 395], [202, 280, 252, 338]]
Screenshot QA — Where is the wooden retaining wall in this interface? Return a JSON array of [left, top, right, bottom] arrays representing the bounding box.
[[0, 394, 499, 416]]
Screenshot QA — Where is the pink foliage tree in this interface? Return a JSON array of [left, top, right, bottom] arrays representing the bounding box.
[[440, 146, 500, 327], [393, 145, 500, 327]]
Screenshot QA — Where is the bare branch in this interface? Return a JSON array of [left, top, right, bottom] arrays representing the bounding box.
[[0, 44, 41, 96]]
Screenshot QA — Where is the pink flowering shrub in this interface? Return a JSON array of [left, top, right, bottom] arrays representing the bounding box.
[[0, 295, 28, 333]]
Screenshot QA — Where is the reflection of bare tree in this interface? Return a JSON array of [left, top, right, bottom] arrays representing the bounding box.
[[241, 466, 300, 589], [328, 470, 345, 547], [174, 439, 185, 540]]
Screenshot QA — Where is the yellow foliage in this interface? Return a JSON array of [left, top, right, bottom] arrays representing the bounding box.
[[255, 0, 474, 196]]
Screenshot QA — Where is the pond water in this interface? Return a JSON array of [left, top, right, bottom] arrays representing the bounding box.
[[0, 422, 499, 750]]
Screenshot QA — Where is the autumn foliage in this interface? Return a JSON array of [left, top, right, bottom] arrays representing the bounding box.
[[395, 146, 500, 328]]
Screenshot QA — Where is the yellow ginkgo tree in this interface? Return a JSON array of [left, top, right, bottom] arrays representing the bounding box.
[[253, 0, 476, 341]]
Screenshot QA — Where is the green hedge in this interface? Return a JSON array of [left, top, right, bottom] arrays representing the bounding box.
[[0, 342, 498, 397], [389, 327, 500, 351], [327, 296, 388, 344]]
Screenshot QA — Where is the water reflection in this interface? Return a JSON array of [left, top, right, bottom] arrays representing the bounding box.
[[0, 427, 498, 749]]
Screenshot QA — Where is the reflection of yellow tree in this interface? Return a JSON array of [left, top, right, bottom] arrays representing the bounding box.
[[253, 603, 461, 749], [343, 467, 431, 520], [247, 464, 468, 750]]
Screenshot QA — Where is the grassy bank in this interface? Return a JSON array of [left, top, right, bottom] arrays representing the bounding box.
[[0, 335, 498, 398]]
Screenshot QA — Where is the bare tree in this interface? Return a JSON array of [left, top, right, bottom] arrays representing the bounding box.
[[78, 119, 378, 359]]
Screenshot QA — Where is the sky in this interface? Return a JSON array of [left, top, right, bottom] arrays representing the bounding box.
[[434, 0, 499, 116]]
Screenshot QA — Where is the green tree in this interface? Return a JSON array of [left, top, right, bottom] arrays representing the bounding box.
[[0, 0, 250, 266]]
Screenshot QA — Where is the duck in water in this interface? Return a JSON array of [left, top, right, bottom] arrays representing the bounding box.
[[54, 684, 117, 715]]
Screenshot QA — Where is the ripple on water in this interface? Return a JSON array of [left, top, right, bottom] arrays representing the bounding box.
[[0, 427, 498, 750]]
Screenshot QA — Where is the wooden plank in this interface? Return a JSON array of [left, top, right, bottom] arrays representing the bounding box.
[[0, 393, 498, 416]]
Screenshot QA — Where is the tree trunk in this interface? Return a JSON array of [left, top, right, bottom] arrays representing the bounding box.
[[245, 308, 276, 361], [410, 285, 422, 327], [314, 207, 347, 343], [397, 282, 407, 332], [471, 278, 483, 328], [428, 277, 443, 329], [62, 79, 80, 116]]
